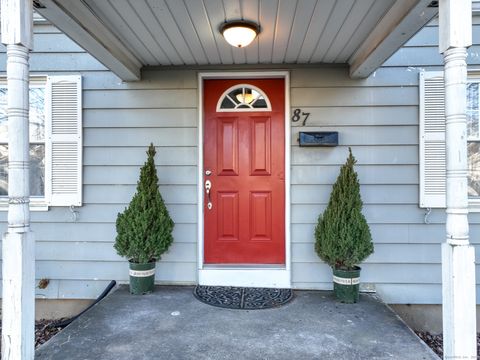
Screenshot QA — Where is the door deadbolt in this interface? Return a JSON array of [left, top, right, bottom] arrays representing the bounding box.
[[205, 180, 212, 209]]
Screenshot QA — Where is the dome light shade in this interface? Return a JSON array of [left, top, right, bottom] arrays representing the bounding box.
[[220, 20, 260, 48], [236, 89, 255, 104]]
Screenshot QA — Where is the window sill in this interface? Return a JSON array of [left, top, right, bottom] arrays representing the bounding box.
[[469, 200, 480, 212], [0, 201, 49, 212]]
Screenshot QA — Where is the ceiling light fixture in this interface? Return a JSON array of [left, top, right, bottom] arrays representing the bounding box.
[[220, 20, 260, 48]]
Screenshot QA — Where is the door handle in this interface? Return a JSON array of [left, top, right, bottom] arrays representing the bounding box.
[[205, 180, 212, 210]]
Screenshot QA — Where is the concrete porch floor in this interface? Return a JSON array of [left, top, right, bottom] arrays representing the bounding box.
[[36, 286, 438, 360]]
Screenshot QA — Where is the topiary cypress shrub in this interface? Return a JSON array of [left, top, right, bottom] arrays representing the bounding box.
[[314, 148, 373, 270], [115, 143, 174, 264]]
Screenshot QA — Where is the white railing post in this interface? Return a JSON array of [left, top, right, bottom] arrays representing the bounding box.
[[439, 0, 477, 358], [0, 0, 35, 359]]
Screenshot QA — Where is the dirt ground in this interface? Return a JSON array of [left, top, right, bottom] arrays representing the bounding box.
[[415, 331, 480, 358], [0, 319, 63, 351]]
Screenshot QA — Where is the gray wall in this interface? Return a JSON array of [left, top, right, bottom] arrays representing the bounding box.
[[0, 22, 199, 299], [0, 18, 479, 303]]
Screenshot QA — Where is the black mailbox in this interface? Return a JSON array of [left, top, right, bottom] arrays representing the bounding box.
[[298, 131, 338, 147]]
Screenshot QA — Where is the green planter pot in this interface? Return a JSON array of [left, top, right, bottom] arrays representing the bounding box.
[[333, 266, 361, 304], [129, 261, 155, 295]]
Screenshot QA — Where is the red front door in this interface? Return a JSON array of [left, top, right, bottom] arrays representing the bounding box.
[[203, 78, 285, 264]]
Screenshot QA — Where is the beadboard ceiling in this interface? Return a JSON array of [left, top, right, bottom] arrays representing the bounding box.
[[36, 0, 438, 80], [83, 0, 396, 66]]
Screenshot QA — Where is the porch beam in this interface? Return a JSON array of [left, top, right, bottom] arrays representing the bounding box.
[[35, 0, 141, 81], [439, 0, 477, 358], [0, 0, 35, 359], [349, 0, 437, 79]]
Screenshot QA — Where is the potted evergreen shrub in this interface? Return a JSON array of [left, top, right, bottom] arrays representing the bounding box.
[[314, 148, 374, 303], [115, 143, 174, 295]]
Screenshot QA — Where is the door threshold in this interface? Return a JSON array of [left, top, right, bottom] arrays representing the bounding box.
[[198, 268, 290, 288]]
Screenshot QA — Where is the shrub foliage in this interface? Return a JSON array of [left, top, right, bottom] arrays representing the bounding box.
[[314, 148, 373, 270], [115, 144, 174, 264]]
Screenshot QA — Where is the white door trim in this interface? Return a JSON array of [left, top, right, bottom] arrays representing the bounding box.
[[197, 71, 291, 288]]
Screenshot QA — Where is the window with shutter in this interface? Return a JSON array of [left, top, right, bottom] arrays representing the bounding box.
[[419, 71, 446, 208], [0, 75, 82, 209], [45, 75, 82, 206], [466, 75, 480, 207], [420, 71, 480, 210]]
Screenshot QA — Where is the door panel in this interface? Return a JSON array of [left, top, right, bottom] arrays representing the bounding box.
[[250, 191, 272, 241], [203, 78, 285, 264], [250, 116, 271, 175], [217, 191, 239, 241], [217, 117, 239, 176]]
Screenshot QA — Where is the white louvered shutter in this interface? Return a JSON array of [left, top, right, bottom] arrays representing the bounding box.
[[419, 71, 446, 208], [45, 75, 82, 206]]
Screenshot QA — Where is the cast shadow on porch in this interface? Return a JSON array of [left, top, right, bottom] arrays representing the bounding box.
[[35, 286, 437, 360]]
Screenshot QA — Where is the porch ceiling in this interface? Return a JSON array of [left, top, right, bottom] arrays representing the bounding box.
[[35, 0, 438, 81]]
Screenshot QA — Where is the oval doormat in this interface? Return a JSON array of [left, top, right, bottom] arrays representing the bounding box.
[[193, 285, 293, 310]]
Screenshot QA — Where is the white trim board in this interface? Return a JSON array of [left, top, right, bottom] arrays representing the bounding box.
[[197, 71, 291, 289], [198, 269, 290, 288]]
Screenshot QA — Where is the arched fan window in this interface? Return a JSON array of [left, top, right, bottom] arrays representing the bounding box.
[[216, 84, 272, 112]]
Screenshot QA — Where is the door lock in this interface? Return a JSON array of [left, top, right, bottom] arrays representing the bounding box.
[[205, 180, 212, 210]]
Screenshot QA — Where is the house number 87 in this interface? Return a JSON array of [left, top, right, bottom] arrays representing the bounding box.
[[291, 108, 310, 126]]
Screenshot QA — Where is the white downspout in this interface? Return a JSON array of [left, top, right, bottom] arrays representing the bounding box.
[[439, 0, 477, 358], [0, 0, 35, 359]]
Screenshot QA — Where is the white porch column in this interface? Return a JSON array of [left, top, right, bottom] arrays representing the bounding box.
[[0, 1, 35, 359], [439, 0, 477, 358]]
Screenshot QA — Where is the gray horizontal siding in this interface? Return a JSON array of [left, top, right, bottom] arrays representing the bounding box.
[[0, 279, 119, 299], [292, 145, 419, 165], [292, 185, 419, 204], [386, 22, 480, 68], [14, 222, 196, 243], [0, 204, 196, 224], [291, 126, 418, 145], [84, 128, 197, 146], [293, 243, 443, 264], [292, 223, 480, 245], [30, 33, 84, 52], [293, 224, 408, 244], [84, 166, 196, 185], [291, 204, 452, 224], [290, 67, 420, 87], [27, 261, 195, 282], [0, 242, 196, 262], [84, 147, 197, 166], [291, 87, 418, 107], [288, 17, 480, 305], [0, 220, 188, 243], [84, 109, 197, 127], [84, 185, 197, 204], [83, 89, 197, 109], [35, 242, 196, 262], [375, 284, 442, 304], [291, 165, 419, 184], [288, 106, 419, 126], [82, 70, 197, 90], [0, 27, 200, 297], [29, 23, 62, 34], [0, 53, 107, 72], [292, 263, 442, 284]]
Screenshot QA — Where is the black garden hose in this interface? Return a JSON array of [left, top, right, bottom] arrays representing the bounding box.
[[47, 280, 116, 329]]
